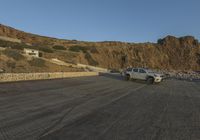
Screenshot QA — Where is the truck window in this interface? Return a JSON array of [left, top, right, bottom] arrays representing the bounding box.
[[139, 69, 146, 73], [126, 68, 132, 72], [133, 69, 138, 72]]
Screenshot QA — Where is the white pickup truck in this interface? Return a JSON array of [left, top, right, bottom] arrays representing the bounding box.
[[123, 68, 163, 84]]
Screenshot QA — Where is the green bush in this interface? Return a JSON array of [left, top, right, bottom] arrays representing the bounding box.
[[38, 47, 54, 53], [11, 44, 24, 50], [29, 58, 46, 67], [0, 39, 10, 48], [52, 45, 66, 50], [0, 39, 28, 50], [69, 45, 88, 53], [3, 49, 24, 60]]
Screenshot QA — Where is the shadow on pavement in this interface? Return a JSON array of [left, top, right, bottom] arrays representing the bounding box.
[[99, 72, 149, 84], [99, 72, 123, 81]]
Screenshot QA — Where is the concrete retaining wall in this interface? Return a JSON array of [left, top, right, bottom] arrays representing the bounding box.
[[0, 72, 99, 83]]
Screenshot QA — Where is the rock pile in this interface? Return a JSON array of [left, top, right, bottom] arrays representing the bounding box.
[[160, 70, 200, 81]]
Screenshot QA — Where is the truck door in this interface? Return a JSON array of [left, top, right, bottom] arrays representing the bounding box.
[[138, 69, 147, 80], [132, 68, 138, 79], [126, 68, 132, 78]]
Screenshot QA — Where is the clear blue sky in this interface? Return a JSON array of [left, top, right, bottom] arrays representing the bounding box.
[[0, 0, 199, 42]]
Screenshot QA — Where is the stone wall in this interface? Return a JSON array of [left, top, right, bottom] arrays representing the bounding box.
[[0, 72, 99, 83]]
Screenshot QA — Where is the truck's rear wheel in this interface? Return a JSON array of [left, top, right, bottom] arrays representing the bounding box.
[[125, 74, 130, 81]]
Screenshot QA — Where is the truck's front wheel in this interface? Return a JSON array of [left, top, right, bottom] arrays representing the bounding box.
[[147, 77, 154, 84]]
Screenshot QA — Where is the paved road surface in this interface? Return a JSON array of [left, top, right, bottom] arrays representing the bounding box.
[[0, 75, 200, 140]]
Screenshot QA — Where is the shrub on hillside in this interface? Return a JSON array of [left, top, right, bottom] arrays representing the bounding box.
[[6, 61, 16, 69], [38, 47, 54, 53], [11, 44, 24, 50], [69, 45, 88, 53], [28, 58, 46, 67], [52, 45, 66, 50], [3, 49, 24, 60], [0, 39, 10, 48], [0, 39, 29, 50]]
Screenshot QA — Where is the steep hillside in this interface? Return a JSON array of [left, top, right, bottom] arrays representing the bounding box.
[[0, 24, 200, 71]]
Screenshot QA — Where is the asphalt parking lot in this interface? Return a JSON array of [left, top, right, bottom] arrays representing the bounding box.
[[0, 74, 200, 140]]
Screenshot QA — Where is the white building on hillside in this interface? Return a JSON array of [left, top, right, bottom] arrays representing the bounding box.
[[24, 48, 39, 57]]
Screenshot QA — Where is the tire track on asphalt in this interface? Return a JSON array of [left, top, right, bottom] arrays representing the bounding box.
[[0, 79, 116, 112], [40, 84, 146, 139], [149, 81, 171, 140], [37, 107, 75, 139], [151, 80, 200, 140], [0, 79, 93, 95], [40, 79, 200, 140], [95, 85, 154, 140], [65, 82, 164, 140], [150, 102, 169, 140], [37, 86, 124, 139], [126, 82, 171, 140], [0, 75, 144, 140], [0, 77, 119, 137], [35, 78, 141, 138], [184, 81, 200, 139]]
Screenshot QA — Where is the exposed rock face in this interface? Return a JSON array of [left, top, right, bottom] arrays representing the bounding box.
[[0, 24, 200, 71], [158, 35, 199, 47], [156, 36, 200, 70]]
